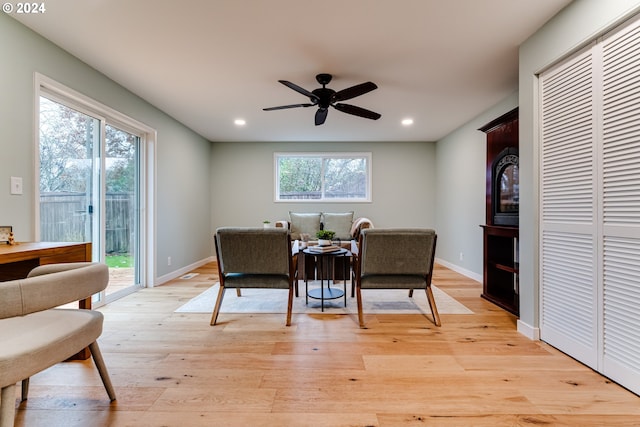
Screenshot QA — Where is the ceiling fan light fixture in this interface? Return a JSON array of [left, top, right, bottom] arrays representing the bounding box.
[[263, 73, 381, 125]]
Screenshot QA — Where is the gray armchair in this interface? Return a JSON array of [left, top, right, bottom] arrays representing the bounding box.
[[211, 227, 296, 326], [0, 262, 116, 427], [353, 228, 441, 328]]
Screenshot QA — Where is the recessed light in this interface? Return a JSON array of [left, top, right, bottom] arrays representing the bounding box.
[[402, 118, 413, 126], [234, 119, 246, 126]]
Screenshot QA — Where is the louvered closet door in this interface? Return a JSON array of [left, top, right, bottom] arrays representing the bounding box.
[[601, 18, 640, 393], [540, 14, 640, 395], [540, 46, 599, 369]]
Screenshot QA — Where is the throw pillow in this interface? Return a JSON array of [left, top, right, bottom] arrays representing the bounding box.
[[322, 212, 354, 241], [289, 212, 321, 240]]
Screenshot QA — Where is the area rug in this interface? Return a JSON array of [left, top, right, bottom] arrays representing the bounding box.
[[175, 281, 473, 314]]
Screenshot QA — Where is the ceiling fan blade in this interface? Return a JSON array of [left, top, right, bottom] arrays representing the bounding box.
[[263, 103, 314, 111], [278, 80, 320, 102], [334, 103, 381, 120], [315, 108, 328, 126], [332, 82, 378, 102]]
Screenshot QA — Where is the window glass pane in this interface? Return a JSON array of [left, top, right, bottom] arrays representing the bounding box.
[[324, 157, 367, 199], [105, 124, 140, 296], [498, 164, 519, 213], [39, 96, 100, 243], [276, 153, 370, 202], [278, 156, 322, 199]]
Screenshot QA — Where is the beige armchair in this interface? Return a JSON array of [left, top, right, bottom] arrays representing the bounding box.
[[0, 262, 116, 427], [353, 228, 441, 328], [211, 227, 297, 326]]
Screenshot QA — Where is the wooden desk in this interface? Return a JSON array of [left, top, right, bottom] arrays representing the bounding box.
[[0, 240, 91, 276], [0, 242, 93, 359]]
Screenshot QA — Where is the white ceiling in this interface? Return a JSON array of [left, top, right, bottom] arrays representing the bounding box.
[[12, 0, 571, 142]]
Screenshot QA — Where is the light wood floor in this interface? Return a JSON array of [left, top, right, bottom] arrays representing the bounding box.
[[13, 263, 640, 426]]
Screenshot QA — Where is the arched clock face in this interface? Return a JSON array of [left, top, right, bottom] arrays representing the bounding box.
[[0, 226, 12, 243]]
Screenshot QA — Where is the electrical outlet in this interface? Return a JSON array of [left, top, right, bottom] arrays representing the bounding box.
[[167, 256, 172, 266]]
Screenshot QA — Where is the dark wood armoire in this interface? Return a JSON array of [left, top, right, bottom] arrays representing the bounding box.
[[479, 108, 519, 316]]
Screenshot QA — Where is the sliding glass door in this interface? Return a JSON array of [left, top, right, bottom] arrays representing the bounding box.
[[38, 95, 143, 303], [104, 124, 141, 298]]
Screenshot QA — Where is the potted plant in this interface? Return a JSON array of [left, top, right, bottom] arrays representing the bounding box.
[[263, 220, 273, 229], [316, 230, 335, 246]]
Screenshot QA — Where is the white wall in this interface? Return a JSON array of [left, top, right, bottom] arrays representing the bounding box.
[[434, 92, 518, 281], [210, 141, 436, 231], [0, 14, 212, 280], [518, 0, 640, 335]]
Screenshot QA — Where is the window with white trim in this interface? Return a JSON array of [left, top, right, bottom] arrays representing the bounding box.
[[275, 152, 371, 202]]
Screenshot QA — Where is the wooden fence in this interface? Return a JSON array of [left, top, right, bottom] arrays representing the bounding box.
[[279, 191, 365, 199], [40, 192, 134, 254]]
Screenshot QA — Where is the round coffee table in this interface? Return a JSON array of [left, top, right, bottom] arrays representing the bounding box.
[[302, 247, 351, 311]]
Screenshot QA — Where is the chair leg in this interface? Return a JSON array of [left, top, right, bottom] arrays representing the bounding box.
[[424, 286, 441, 327], [286, 286, 294, 326], [89, 341, 117, 401], [1, 384, 16, 427], [21, 378, 29, 402], [408, 289, 414, 297], [343, 277, 347, 307], [210, 285, 226, 325], [294, 255, 300, 298], [356, 287, 365, 328], [351, 268, 356, 298]]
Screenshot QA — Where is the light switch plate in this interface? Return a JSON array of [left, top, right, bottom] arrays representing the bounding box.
[[10, 176, 23, 195]]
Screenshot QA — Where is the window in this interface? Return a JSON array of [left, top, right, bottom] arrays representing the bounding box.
[[275, 153, 371, 202]]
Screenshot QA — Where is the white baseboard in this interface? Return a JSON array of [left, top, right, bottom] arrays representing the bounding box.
[[154, 256, 215, 287], [517, 319, 540, 340], [435, 258, 482, 283]]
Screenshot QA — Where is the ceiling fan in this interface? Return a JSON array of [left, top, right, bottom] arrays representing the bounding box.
[[263, 73, 381, 125]]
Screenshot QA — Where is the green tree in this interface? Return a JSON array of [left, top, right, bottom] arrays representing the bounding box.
[[324, 158, 366, 198], [278, 157, 321, 197], [39, 97, 137, 193], [39, 97, 97, 193], [105, 125, 136, 193]]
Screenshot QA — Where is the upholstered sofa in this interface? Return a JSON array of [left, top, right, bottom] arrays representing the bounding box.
[[276, 212, 373, 280], [276, 211, 373, 246]]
